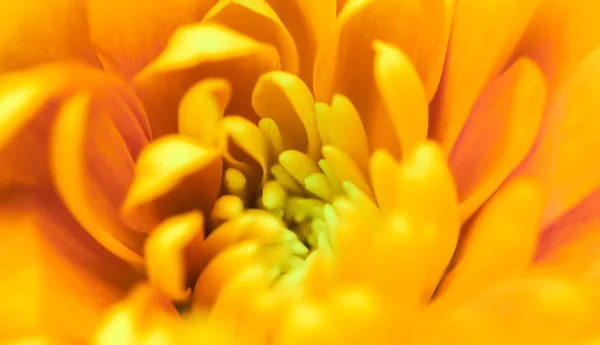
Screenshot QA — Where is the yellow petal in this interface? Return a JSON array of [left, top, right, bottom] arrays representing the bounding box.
[[313, 0, 422, 151], [121, 135, 222, 233], [94, 284, 181, 345], [519, 47, 600, 225], [253, 71, 321, 160], [316, 95, 370, 175], [265, 0, 336, 88], [373, 40, 428, 157], [192, 241, 262, 309], [450, 58, 545, 222], [396, 141, 458, 300], [369, 150, 399, 212], [145, 211, 205, 302], [88, 0, 215, 79], [274, 302, 339, 345], [0, 192, 140, 343], [515, 0, 600, 89], [134, 23, 280, 137], [51, 88, 151, 267], [415, 0, 455, 100], [438, 179, 544, 307], [0, 0, 98, 72], [204, 0, 299, 74], [322, 146, 374, 200], [178, 78, 231, 148], [430, 0, 540, 152]]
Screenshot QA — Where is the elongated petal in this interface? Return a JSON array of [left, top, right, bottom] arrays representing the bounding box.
[[519, 47, 600, 225], [451, 58, 545, 222], [145, 211, 205, 302], [204, 0, 299, 74], [178, 78, 231, 148], [122, 136, 222, 233], [313, 0, 422, 152], [134, 23, 280, 138], [0, 0, 98, 72], [373, 40, 428, 157], [253, 71, 321, 160], [88, 0, 215, 79], [396, 141, 458, 300], [515, 0, 600, 89], [51, 92, 147, 267], [0, 191, 140, 343], [438, 179, 544, 307], [265, 0, 336, 88], [416, 0, 455, 100], [430, 0, 540, 152]]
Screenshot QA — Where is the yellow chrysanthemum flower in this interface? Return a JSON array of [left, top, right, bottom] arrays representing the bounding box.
[[2, 0, 600, 344]]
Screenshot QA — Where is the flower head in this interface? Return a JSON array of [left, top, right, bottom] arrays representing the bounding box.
[[2, 0, 600, 344]]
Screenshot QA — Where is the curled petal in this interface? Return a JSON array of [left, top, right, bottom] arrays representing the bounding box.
[[0, 0, 98, 72], [519, 47, 600, 225], [222, 116, 270, 184], [204, 0, 299, 74], [266, 0, 336, 88], [178, 78, 231, 148], [122, 136, 222, 233], [134, 23, 280, 137], [430, 0, 540, 151], [88, 0, 215, 79], [253, 71, 321, 160], [314, 0, 422, 153], [51, 92, 147, 266], [94, 284, 181, 345], [145, 211, 205, 302], [451, 58, 546, 222], [0, 191, 140, 342]]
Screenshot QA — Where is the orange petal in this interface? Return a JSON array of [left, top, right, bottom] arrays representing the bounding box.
[[178, 78, 231, 148], [373, 40, 428, 157], [88, 0, 215, 79], [145, 211, 205, 302], [518, 47, 600, 225], [0, 0, 98, 72], [0, 191, 140, 343], [0, 64, 150, 192], [265, 0, 336, 88], [450, 58, 546, 222], [450, 274, 600, 343], [51, 90, 148, 267], [415, 0, 455, 101], [203, 0, 299, 74], [536, 187, 600, 280], [121, 135, 222, 233], [437, 178, 544, 307], [313, 0, 422, 153], [515, 0, 600, 90], [94, 284, 181, 345], [134, 23, 280, 138], [430, 0, 540, 152]]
